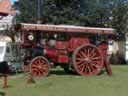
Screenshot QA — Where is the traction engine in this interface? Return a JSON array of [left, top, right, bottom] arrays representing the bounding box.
[[15, 23, 115, 77]]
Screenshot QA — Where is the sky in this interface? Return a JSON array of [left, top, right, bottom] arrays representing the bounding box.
[[0, 0, 17, 4], [11, 0, 16, 4]]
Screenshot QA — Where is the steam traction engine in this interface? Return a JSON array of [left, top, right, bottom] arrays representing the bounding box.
[[15, 23, 115, 77]]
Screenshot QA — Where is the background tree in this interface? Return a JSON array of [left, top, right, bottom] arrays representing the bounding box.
[[111, 2, 128, 36], [14, 0, 128, 32], [15, 0, 37, 23], [15, 0, 112, 26]]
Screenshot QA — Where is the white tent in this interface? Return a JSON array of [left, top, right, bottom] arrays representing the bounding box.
[[0, 35, 12, 42]]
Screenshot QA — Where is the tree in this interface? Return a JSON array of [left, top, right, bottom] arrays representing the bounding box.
[[111, 1, 128, 35], [15, 0, 37, 23], [15, 0, 111, 26], [15, 0, 81, 25], [14, 0, 128, 31]]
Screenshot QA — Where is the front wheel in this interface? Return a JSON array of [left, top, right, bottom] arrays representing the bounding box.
[[73, 44, 103, 76], [30, 56, 50, 78]]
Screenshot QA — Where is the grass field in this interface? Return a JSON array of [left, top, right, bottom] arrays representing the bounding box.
[[0, 65, 128, 96]]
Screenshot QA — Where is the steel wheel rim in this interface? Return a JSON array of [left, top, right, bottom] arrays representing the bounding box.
[[73, 44, 103, 76], [30, 56, 49, 77]]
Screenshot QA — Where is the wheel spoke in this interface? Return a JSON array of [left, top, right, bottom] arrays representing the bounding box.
[[87, 64, 92, 73], [84, 64, 88, 73], [89, 49, 95, 57], [35, 61, 39, 65], [80, 51, 86, 58], [90, 52, 97, 58], [31, 64, 38, 67], [76, 58, 85, 61], [88, 63, 94, 72], [42, 67, 48, 70], [91, 63, 99, 69], [87, 48, 91, 57], [76, 60, 84, 64], [84, 48, 88, 57], [90, 61, 98, 65], [77, 53, 84, 58], [91, 57, 101, 60], [77, 63, 85, 68], [41, 60, 45, 64], [81, 65, 86, 73]]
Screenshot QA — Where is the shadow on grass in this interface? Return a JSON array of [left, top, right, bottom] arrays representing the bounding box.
[[50, 70, 78, 76], [110, 63, 128, 66], [0, 92, 6, 96]]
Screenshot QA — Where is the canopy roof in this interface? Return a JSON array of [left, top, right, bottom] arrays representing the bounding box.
[[15, 23, 115, 35]]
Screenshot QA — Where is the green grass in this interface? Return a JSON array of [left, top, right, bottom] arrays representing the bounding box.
[[0, 65, 128, 96]]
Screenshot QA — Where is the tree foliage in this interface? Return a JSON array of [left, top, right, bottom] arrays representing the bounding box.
[[111, 2, 128, 35], [15, 0, 111, 26], [14, 0, 128, 33]]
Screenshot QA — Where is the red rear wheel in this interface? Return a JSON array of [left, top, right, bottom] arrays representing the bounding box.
[[30, 56, 49, 78], [73, 44, 103, 76]]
